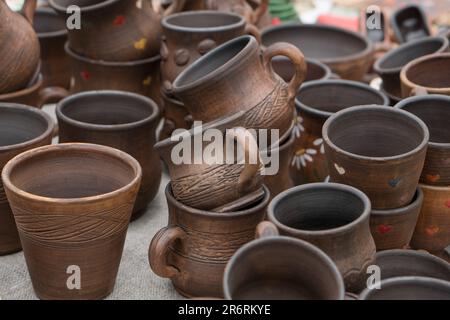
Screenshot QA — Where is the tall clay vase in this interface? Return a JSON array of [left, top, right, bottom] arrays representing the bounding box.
[[0, 104, 54, 255], [149, 183, 269, 298], [2, 143, 142, 300], [56, 91, 161, 220]]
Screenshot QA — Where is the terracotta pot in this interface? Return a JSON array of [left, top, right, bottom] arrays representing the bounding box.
[[373, 36, 448, 98], [370, 188, 423, 251], [265, 183, 376, 293], [360, 277, 450, 300], [172, 36, 306, 139], [401, 53, 450, 97], [159, 90, 191, 141], [1, 143, 141, 300], [66, 44, 161, 107], [207, 0, 268, 26], [292, 80, 389, 185], [391, 4, 431, 43], [395, 95, 450, 185], [149, 183, 269, 298], [223, 234, 345, 300], [0, 0, 40, 94], [261, 23, 373, 81], [410, 184, 450, 254], [56, 91, 161, 219], [33, 7, 70, 89], [161, 11, 261, 91], [0, 104, 54, 255], [49, 0, 182, 61], [272, 58, 333, 84], [323, 105, 429, 210]]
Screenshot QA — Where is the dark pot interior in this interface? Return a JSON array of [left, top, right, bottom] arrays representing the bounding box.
[[405, 56, 450, 88], [272, 58, 329, 83], [164, 12, 242, 29], [33, 8, 66, 34]]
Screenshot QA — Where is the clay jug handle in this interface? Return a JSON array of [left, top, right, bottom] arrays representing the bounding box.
[[161, 0, 185, 17], [256, 221, 279, 239], [149, 226, 185, 278], [245, 23, 262, 44], [263, 42, 307, 99], [410, 87, 429, 96], [251, 0, 269, 25], [18, 0, 37, 24], [38, 86, 70, 108]]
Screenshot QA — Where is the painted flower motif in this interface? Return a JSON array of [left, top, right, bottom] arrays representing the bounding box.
[[313, 138, 325, 154], [292, 148, 317, 169], [324, 176, 330, 183], [292, 116, 304, 138]]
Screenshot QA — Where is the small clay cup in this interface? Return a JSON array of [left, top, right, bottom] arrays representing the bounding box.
[[323, 105, 429, 210], [0, 104, 54, 255], [149, 183, 270, 298], [395, 94, 450, 185], [1, 143, 142, 300], [391, 4, 431, 43], [56, 91, 161, 219], [271, 57, 333, 83], [370, 188, 423, 251], [159, 90, 192, 141]]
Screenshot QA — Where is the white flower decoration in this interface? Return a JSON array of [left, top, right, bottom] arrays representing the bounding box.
[[292, 116, 305, 138], [313, 138, 325, 154], [292, 148, 317, 169]]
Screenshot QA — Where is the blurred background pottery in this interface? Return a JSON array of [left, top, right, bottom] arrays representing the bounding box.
[[271, 58, 333, 84], [391, 4, 431, 43], [206, 0, 268, 26]]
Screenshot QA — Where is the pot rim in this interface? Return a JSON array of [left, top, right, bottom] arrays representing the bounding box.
[[322, 105, 430, 162], [34, 7, 67, 38], [2, 143, 142, 205], [371, 187, 423, 216], [0, 74, 43, 100], [305, 58, 333, 81], [56, 90, 160, 131], [0, 103, 54, 152], [295, 79, 389, 118], [223, 236, 345, 300], [268, 182, 372, 237], [419, 182, 450, 192], [50, 0, 120, 13]]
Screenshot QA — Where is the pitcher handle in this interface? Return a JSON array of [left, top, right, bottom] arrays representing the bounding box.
[[38, 86, 70, 108], [251, 0, 269, 25], [256, 221, 279, 239], [245, 23, 262, 44]]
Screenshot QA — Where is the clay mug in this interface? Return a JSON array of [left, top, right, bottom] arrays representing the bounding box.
[[206, 0, 268, 26], [172, 35, 306, 139], [264, 183, 376, 292], [292, 80, 388, 185], [149, 183, 270, 298], [159, 90, 192, 141], [56, 91, 161, 220], [323, 105, 429, 210], [0, 104, 54, 255], [395, 95, 450, 185]]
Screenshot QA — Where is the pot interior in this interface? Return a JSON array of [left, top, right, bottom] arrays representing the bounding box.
[[33, 9, 66, 34], [272, 58, 327, 83], [363, 279, 450, 300], [165, 12, 242, 29], [406, 56, 450, 88]]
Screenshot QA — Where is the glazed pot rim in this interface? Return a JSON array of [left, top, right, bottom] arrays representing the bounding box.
[[295, 79, 389, 118], [50, 0, 120, 13], [34, 7, 67, 38], [371, 187, 423, 216], [322, 105, 429, 162], [0, 103, 54, 152], [162, 10, 245, 33], [375, 249, 450, 271], [0, 74, 43, 100], [394, 94, 450, 148], [56, 90, 160, 131], [2, 143, 142, 205], [223, 236, 345, 300], [268, 182, 371, 236]]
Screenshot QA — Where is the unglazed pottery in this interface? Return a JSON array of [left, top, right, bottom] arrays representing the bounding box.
[[207, 0, 268, 26], [261, 23, 373, 81], [395, 95, 450, 185], [265, 183, 376, 293], [323, 105, 429, 210], [0, 104, 54, 255], [149, 183, 269, 298], [1, 143, 141, 300], [370, 188, 423, 251], [172, 36, 306, 139], [159, 90, 191, 141], [56, 91, 161, 219], [292, 80, 388, 185], [272, 58, 333, 84], [391, 4, 431, 43]]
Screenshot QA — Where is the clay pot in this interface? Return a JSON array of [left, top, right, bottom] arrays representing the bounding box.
[[0, 104, 54, 255], [149, 183, 269, 298], [49, 0, 182, 61], [1, 143, 141, 300], [292, 80, 389, 185], [66, 44, 161, 107], [380, 84, 402, 105], [33, 7, 70, 89], [56, 91, 161, 219], [223, 235, 345, 300], [391, 4, 431, 43], [401, 53, 450, 97], [261, 23, 373, 81], [360, 277, 450, 300], [161, 11, 261, 91], [395, 95, 450, 185], [370, 188, 423, 251], [265, 183, 376, 293], [272, 58, 333, 84], [323, 105, 429, 210], [0, 0, 40, 94], [373, 36, 448, 98], [207, 0, 268, 26], [172, 36, 306, 139], [159, 90, 191, 141]]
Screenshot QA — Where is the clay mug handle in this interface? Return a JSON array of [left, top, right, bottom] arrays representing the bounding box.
[[256, 221, 279, 239], [38, 86, 70, 107], [149, 226, 186, 278], [245, 23, 262, 44], [263, 42, 307, 99], [161, 0, 186, 17], [251, 0, 269, 25], [410, 86, 429, 96]]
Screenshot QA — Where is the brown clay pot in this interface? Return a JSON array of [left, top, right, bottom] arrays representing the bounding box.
[[1, 143, 142, 300], [292, 80, 389, 185], [172, 35, 306, 139], [56, 91, 161, 219], [271, 57, 333, 84], [207, 0, 268, 26], [149, 183, 269, 298], [0, 104, 54, 255], [323, 105, 429, 210], [370, 188, 423, 251], [265, 183, 376, 293], [159, 90, 191, 141]]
